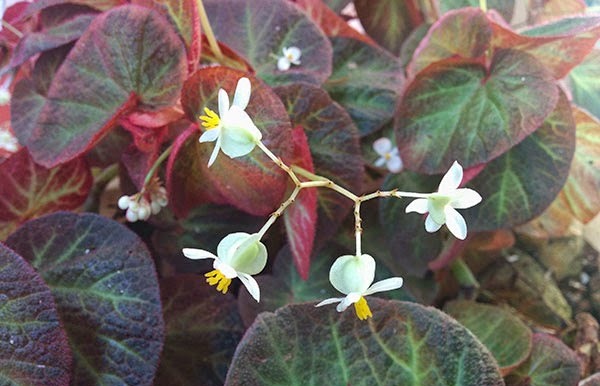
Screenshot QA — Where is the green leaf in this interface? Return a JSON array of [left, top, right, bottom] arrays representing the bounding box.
[[439, 0, 515, 22], [354, 0, 424, 55], [5, 212, 164, 385], [155, 274, 244, 386], [0, 243, 72, 385], [0, 149, 92, 240], [324, 37, 404, 136], [275, 83, 363, 249], [226, 300, 504, 385], [505, 333, 581, 386], [463, 90, 575, 231], [17, 5, 187, 167], [397, 49, 558, 174], [168, 67, 293, 217], [379, 172, 443, 277], [204, 0, 332, 86], [444, 300, 532, 375], [569, 49, 600, 120]]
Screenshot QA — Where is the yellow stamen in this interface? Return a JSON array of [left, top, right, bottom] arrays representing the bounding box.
[[384, 152, 392, 160], [199, 107, 220, 130], [354, 296, 372, 320], [204, 269, 232, 294]]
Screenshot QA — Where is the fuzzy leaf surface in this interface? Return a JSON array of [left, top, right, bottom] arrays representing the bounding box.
[[5, 212, 164, 385], [226, 301, 504, 385], [0, 243, 72, 386], [569, 49, 600, 120]]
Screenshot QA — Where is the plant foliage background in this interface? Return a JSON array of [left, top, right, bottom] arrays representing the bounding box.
[[0, 0, 600, 385]]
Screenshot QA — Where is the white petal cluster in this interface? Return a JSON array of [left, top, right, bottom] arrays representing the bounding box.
[[199, 77, 262, 167], [373, 137, 403, 173], [405, 161, 482, 240], [183, 232, 268, 302], [118, 186, 168, 222], [0, 127, 19, 153], [316, 253, 403, 320], [277, 46, 301, 71]]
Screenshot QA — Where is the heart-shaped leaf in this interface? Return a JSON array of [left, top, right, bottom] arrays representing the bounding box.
[[515, 106, 600, 237], [324, 37, 404, 136], [155, 274, 244, 386], [5, 212, 164, 385], [203, 0, 332, 86], [0, 149, 92, 240], [354, 0, 424, 55], [505, 333, 581, 386], [168, 67, 292, 217], [275, 83, 363, 250], [17, 5, 187, 167], [396, 49, 558, 174], [226, 300, 504, 385], [463, 91, 575, 231], [569, 49, 600, 120], [444, 300, 532, 375], [283, 127, 317, 280], [0, 243, 72, 386]]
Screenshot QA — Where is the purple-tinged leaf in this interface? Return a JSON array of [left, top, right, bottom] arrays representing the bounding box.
[[580, 373, 600, 386], [569, 49, 600, 121], [19, 5, 187, 167], [0, 243, 72, 386], [10, 5, 97, 68], [204, 0, 332, 86], [397, 50, 558, 174], [0, 149, 92, 240], [354, 0, 424, 55], [23, 0, 126, 17], [275, 83, 363, 250], [283, 127, 317, 280], [325, 37, 404, 136], [5, 212, 164, 385], [505, 333, 581, 386], [169, 67, 292, 218], [439, 0, 515, 22], [155, 275, 244, 386], [226, 301, 504, 385], [463, 91, 575, 231]]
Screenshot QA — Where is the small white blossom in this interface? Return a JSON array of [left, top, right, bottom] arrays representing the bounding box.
[[405, 161, 482, 240], [277, 46, 301, 71], [199, 77, 262, 167], [183, 232, 268, 302], [0, 127, 19, 153], [117, 179, 168, 222], [316, 253, 403, 320], [373, 137, 403, 173]]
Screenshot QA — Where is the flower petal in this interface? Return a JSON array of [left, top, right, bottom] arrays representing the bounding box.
[[232, 77, 251, 110], [277, 57, 291, 71], [329, 254, 375, 295], [374, 157, 386, 167], [238, 272, 261, 302], [315, 297, 344, 307], [425, 214, 443, 233], [336, 293, 361, 312], [364, 277, 404, 295], [206, 133, 222, 167], [444, 206, 467, 240], [438, 161, 463, 193], [372, 137, 392, 156], [286, 46, 301, 62], [218, 88, 230, 118], [450, 188, 482, 209], [214, 259, 238, 278], [405, 198, 428, 214], [182, 248, 217, 260], [199, 127, 220, 143], [386, 155, 403, 173], [217, 232, 250, 261]]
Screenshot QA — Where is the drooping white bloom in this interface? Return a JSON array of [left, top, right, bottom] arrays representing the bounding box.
[[183, 232, 268, 302], [277, 46, 301, 71], [198, 77, 262, 167], [405, 161, 482, 240], [117, 178, 168, 222], [373, 137, 403, 173], [316, 254, 403, 320]]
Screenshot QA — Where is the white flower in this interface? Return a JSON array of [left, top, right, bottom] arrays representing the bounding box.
[[198, 77, 262, 167], [373, 137, 403, 173], [117, 178, 168, 222], [277, 46, 301, 71], [0, 127, 19, 153], [405, 161, 482, 240], [182, 232, 267, 302], [316, 254, 403, 320]]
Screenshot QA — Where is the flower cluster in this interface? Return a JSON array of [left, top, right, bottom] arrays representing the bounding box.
[[118, 180, 168, 222], [277, 46, 301, 71], [373, 137, 403, 173]]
